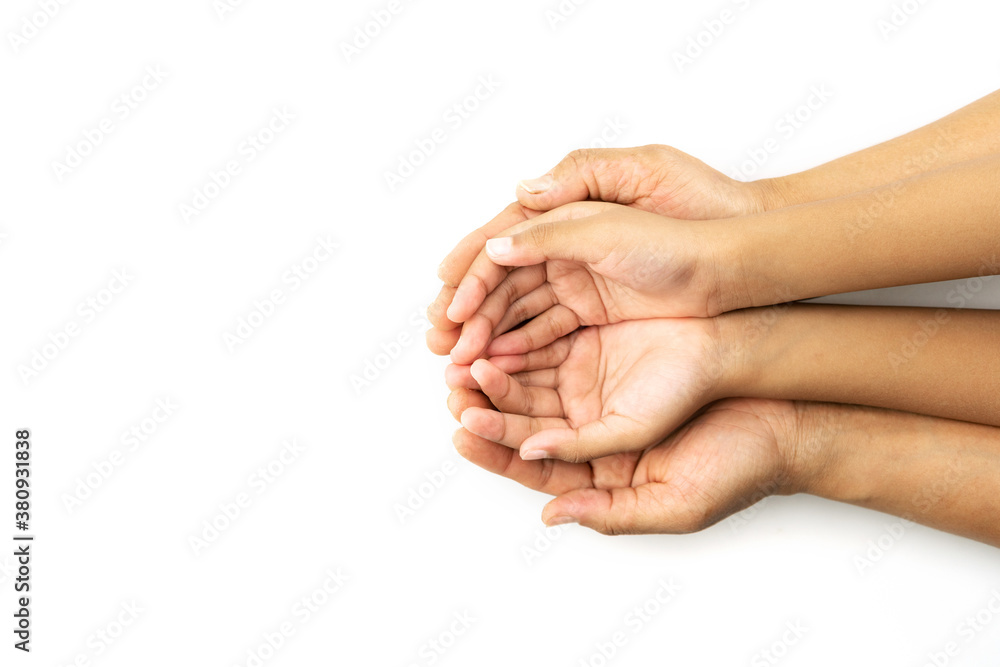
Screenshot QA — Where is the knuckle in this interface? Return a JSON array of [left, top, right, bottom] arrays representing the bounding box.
[[496, 374, 512, 401], [498, 276, 518, 306], [526, 221, 555, 248], [517, 327, 537, 352], [565, 148, 591, 167], [521, 385, 534, 414], [558, 447, 587, 465], [545, 312, 566, 341], [509, 297, 529, 326]]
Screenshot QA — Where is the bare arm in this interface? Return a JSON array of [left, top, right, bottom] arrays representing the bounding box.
[[760, 89, 1000, 209], [715, 154, 1000, 312], [720, 304, 1000, 428], [791, 402, 1000, 548]]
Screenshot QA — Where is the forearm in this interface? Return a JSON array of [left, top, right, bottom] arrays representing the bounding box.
[[720, 304, 1000, 427], [756, 89, 1000, 210], [788, 402, 1000, 548], [713, 154, 1000, 311]]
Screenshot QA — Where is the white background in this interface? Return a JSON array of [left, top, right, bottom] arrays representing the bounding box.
[[2, 0, 999, 665]]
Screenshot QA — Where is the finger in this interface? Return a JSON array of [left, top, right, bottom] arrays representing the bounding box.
[[493, 284, 557, 338], [449, 340, 570, 388], [542, 485, 688, 534], [444, 364, 479, 391], [449, 266, 546, 365], [446, 388, 493, 422], [452, 427, 594, 496], [427, 285, 460, 331], [437, 203, 536, 286], [483, 215, 627, 269], [485, 305, 581, 357], [516, 147, 663, 212], [470, 359, 563, 418], [460, 407, 568, 449], [510, 368, 560, 389], [426, 327, 461, 356], [446, 202, 615, 323], [487, 336, 574, 375], [519, 415, 654, 464]]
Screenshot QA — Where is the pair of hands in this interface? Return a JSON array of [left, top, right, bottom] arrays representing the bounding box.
[[429, 146, 800, 534]]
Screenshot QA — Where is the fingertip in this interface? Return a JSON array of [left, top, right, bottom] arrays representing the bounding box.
[[484, 336, 516, 358], [426, 285, 459, 330], [452, 427, 473, 457], [444, 363, 475, 390], [484, 237, 512, 261], [446, 277, 472, 322], [469, 358, 492, 382], [541, 497, 578, 527], [445, 300, 463, 324], [522, 429, 572, 457], [446, 390, 462, 421], [517, 174, 554, 196], [437, 260, 451, 284], [449, 316, 491, 366], [426, 327, 460, 356], [460, 406, 498, 441]]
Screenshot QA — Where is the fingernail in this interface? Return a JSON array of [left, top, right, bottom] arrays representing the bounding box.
[[521, 449, 548, 461], [518, 174, 554, 194], [546, 516, 577, 526], [437, 262, 448, 282], [446, 298, 461, 322], [485, 237, 512, 258]]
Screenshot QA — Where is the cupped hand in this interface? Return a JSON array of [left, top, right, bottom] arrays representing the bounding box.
[[452, 393, 802, 535], [427, 145, 768, 356], [446, 202, 736, 365], [449, 318, 733, 462]]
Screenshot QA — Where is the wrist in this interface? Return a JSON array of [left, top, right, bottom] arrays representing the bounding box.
[[696, 218, 762, 315], [742, 176, 794, 213], [710, 308, 759, 398], [711, 303, 795, 398], [778, 402, 846, 497]]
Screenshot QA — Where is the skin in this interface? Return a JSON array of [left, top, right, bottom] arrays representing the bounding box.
[[434, 89, 1000, 544], [430, 89, 1000, 358], [762, 88, 1000, 208], [446, 203, 722, 366], [446, 153, 1000, 365], [451, 390, 1000, 548], [426, 145, 767, 356], [455, 319, 723, 462], [448, 306, 1000, 462]]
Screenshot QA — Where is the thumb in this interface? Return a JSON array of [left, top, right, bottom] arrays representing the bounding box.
[[542, 485, 685, 535], [515, 147, 654, 212], [519, 411, 671, 463], [484, 217, 615, 268]]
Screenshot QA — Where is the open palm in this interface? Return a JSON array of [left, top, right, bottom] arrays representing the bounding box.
[[454, 318, 727, 462]]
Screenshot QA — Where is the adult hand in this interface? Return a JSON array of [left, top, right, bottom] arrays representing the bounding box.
[[427, 145, 769, 356], [447, 203, 736, 365], [452, 395, 801, 535]]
